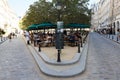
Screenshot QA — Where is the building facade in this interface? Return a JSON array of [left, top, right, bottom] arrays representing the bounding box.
[[0, 0, 19, 35], [113, 0, 120, 34], [91, 3, 99, 30], [91, 0, 120, 34]]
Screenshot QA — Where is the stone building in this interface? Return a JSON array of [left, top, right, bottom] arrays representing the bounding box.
[[0, 0, 19, 35], [91, 3, 99, 31], [91, 0, 120, 34], [112, 0, 120, 34]]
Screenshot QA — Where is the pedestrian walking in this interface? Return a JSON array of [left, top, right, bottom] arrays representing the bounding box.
[[117, 29, 120, 41], [8, 33, 12, 42], [25, 31, 30, 45]]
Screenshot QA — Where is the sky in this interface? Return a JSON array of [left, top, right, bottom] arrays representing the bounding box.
[[8, 0, 99, 17]]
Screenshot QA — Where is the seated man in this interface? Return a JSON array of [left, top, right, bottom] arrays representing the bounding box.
[[69, 33, 75, 47], [42, 34, 52, 47]]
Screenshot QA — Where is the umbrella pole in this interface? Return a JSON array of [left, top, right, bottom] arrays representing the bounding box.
[[44, 28, 45, 34]]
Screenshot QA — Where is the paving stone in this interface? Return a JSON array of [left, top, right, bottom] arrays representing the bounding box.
[[0, 35, 43, 80]]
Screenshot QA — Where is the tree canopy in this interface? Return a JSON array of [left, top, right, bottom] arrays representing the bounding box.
[[0, 28, 5, 36], [20, 0, 91, 30]]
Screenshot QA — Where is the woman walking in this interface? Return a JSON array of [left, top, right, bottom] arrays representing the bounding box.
[[8, 33, 12, 42]]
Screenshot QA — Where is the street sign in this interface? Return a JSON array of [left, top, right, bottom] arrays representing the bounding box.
[[57, 21, 63, 29], [55, 21, 64, 49]]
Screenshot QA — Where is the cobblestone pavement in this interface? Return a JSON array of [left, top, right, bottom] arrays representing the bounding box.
[[39, 32, 120, 80], [83, 32, 120, 80], [0, 33, 120, 80], [0, 36, 43, 80]]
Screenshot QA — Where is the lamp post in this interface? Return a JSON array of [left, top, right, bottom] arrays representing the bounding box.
[[55, 0, 64, 62], [56, 0, 62, 21]]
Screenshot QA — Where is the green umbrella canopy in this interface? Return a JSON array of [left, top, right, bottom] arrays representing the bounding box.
[[66, 23, 90, 28], [79, 24, 90, 28], [65, 23, 78, 28], [27, 24, 39, 30], [36, 22, 56, 29]]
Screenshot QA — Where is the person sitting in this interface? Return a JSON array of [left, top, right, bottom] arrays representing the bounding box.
[[69, 33, 75, 47], [42, 34, 51, 47]]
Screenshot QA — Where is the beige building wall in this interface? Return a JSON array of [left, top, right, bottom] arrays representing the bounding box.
[[91, 0, 111, 31], [113, 0, 120, 33], [91, 0, 120, 34], [91, 4, 99, 30], [98, 0, 111, 28], [0, 0, 19, 35]]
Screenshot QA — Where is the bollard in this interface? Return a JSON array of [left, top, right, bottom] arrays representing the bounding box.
[[34, 40, 36, 46], [83, 36, 85, 44], [78, 43, 80, 53], [4, 37, 5, 41], [1, 37, 3, 41], [108, 34, 110, 38], [112, 35, 113, 39], [81, 38, 83, 47], [57, 49, 61, 62], [27, 40, 30, 45], [117, 36, 119, 41], [38, 43, 41, 52]]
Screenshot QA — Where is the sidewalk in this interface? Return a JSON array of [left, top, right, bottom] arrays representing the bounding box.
[[0, 37, 7, 44], [23, 35, 89, 77], [0, 35, 44, 80], [101, 34, 120, 44]]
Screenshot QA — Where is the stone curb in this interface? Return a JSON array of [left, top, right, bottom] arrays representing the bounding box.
[[22, 35, 89, 77], [31, 44, 86, 65], [27, 41, 88, 77], [38, 52, 81, 65]]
